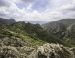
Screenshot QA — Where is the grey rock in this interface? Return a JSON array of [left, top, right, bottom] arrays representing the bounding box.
[[30, 43, 75, 58]]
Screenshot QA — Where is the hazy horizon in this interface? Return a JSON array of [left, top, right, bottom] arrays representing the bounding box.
[[1, 17, 75, 24]]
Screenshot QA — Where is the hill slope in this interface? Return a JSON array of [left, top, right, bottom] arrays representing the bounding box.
[[42, 19, 75, 47], [0, 18, 64, 46], [0, 18, 75, 58]]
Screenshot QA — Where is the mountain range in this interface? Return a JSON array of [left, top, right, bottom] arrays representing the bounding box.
[[42, 19, 75, 47], [0, 18, 75, 58]]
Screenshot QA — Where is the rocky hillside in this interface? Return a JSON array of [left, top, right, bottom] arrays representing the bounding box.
[[0, 42, 75, 58], [30, 43, 75, 58], [42, 19, 75, 47], [0, 18, 75, 58]]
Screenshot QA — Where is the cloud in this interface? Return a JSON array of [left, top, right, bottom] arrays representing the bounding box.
[[31, 0, 49, 11], [0, 0, 10, 7], [22, 0, 35, 3], [0, 0, 75, 21]]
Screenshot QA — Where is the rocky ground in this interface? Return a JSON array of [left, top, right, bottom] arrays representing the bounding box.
[[0, 37, 75, 58]]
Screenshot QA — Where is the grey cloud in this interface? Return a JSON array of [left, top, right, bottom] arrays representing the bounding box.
[[67, 7, 75, 11], [22, 0, 35, 3], [0, 0, 75, 21], [0, 13, 9, 19], [0, 10, 10, 19], [0, 13, 7, 16], [0, 0, 10, 7]]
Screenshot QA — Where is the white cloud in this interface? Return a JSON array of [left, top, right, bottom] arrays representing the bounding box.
[[0, 0, 75, 21]]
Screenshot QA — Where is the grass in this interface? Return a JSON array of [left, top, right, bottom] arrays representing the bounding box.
[[1, 29, 46, 46]]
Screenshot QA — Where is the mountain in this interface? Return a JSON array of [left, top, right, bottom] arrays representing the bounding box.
[[0, 18, 16, 24], [59, 19, 75, 27], [42, 19, 75, 47], [0, 18, 75, 58], [0, 18, 75, 46], [0, 18, 64, 45], [1, 18, 75, 47], [8, 21, 63, 44]]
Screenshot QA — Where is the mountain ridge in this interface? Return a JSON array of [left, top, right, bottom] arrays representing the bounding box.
[[0, 18, 75, 58], [42, 19, 75, 47]]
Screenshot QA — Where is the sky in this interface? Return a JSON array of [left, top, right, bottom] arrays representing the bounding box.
[[0, 0, 75, 21]]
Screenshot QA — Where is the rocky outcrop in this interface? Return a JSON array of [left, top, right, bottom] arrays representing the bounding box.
[[1, 33, 75, 58], [0, 41, 75, 58], [30, 43, 75, 58], [0, 37, 30, 47], [0, 46, 34, 58], [0, 36, 35, 58]]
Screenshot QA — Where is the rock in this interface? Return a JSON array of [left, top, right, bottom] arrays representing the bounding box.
[[0, 46, 20, 58], [0, 46, 35, 58], [0, 37, 29, 47], [0, 36, 75, 58], [29, 43, 75, 58]]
